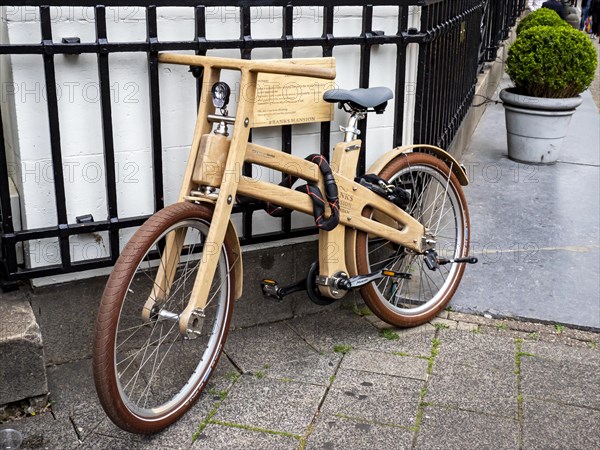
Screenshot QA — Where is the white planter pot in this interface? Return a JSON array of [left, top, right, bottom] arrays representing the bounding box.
[[499, 88, 583, 165]]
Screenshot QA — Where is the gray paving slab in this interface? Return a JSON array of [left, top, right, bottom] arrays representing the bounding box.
[[426, 363, 518, 419], [434, 328, 516, 373], [46, 353, 237, 446], [305, 414, 413, 450], [288, 308, 434, 356], [519, 353, 600, 409], [225, 323, 341, 385], [212, 375, 325, 435], [93, 356, 237, 443], [522, 398, 600, 450], [30, 276, 106, 365], [321, 368, 422, 429], [453, 76, 600, 330], [339, 349, 429, 381], [46, 358, 104, 440], [0, 292, 47, 405], [224, 322, 340, 385], [0, 412, 80, 449], [415, 406, 519, 449], [193, 423, 299, 449]]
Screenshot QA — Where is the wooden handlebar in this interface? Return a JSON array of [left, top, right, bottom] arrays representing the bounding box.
[[158, 53, 336, 80]]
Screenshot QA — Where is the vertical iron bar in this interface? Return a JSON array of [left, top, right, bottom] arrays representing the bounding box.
[[194, 5, 207, 105], [95, 6, 120, 263], [146, 6, 164, 212], [357, 4, 372, 175], [393, 5, 409, 147], [0, 101, 18, 276], [281, 5, 293, 233], [240, 5, 253, 241], [320, 5, 334, 160], [40, 6, 71, 268]]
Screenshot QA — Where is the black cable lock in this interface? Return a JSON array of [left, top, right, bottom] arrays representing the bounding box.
[[237, 154, 340, 231]]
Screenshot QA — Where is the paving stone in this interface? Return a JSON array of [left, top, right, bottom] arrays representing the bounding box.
[[0, 412, 80, 449], [30, 277, 107, 365], [213, 375, 325, 435], [455, 321, 479, 332], [520, 355, 600, 409], [321, 369, 422, 428], [434, 328, 516, 373], [46, 358, 104, 439], [429, 317, 458, 329], [522, 339, 600, 367], [447, 311, 498, 327], [193, 423, 298, 449], [0, 293, 48, 405], [79, 435, 163, 450], [426, 364, 518, 419], [522, 399, 600, 450], [416, 406, 519, 449], [288, 309, 433, 356], [230, 295, 294, 330], [305, 414, 413, 450], [339, 349, 428, 381], [224, 322, 340, 385], [47, 354, 236, 445]]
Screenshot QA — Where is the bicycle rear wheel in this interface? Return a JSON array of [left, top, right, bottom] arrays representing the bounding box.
[[356, 152, 470, 327], [93, 202, 237, 434]]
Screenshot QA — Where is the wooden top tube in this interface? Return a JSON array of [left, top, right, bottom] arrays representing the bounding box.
[[158, 53, 336, 80]]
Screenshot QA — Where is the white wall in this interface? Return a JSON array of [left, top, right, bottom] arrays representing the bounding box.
[[0, 5, 420, 285]]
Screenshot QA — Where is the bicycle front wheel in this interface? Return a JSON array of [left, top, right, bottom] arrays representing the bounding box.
[[93, 202, 237, 434], [356, 152, 470, 327]]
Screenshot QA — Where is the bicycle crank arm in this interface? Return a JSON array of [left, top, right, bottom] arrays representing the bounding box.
[[338, 270, 412, 290]]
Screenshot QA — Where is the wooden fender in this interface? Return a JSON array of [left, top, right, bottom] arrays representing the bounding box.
[[366, 145, 469, 186], [344, 145, 468, 277]]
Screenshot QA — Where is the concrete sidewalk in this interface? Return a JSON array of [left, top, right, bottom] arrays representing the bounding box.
[[451, 75, 600, 330], [1, 291, 599, 449]]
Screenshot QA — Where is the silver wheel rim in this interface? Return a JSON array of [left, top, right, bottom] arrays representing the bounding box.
[[366, 163, 465, 316], [113, 219, 230, 420]]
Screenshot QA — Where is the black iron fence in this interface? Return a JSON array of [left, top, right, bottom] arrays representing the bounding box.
[[0, 0, 524, 283]]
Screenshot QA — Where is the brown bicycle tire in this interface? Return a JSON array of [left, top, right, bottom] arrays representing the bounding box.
[[93, 202, 237, 434], [356, 152, 471, 327]]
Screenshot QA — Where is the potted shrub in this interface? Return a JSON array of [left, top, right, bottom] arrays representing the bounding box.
[[516, 7, 570, 35], [500, 24, 597, 164]]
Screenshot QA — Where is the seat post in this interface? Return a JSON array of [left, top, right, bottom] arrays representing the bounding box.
[[343, 111, 366, 142]]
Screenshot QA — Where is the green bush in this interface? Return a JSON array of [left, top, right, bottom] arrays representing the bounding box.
[[516, 8, 569, 35], [506, 25, 597, 98]]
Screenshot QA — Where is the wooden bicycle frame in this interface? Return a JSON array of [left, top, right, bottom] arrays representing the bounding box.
[[152, 53, 432, 336]]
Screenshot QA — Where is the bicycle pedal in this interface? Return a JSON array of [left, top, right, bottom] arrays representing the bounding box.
[[260, 279, 283, 301]]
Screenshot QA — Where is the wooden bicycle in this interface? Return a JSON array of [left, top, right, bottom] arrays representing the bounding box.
[[93, 53, 476, 434]]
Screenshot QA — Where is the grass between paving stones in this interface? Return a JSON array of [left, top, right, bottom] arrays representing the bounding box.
[[514, 338, 536, 448], [333, 344, 352, 354], [411, 335, 442, 442], [391, 351, 429, 361], [208, 420, 303, 440], [433, 322, 449, 331], [352, 304, 372, 317], [379, 328, 400, 340], [192, 370, 241, 442]]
